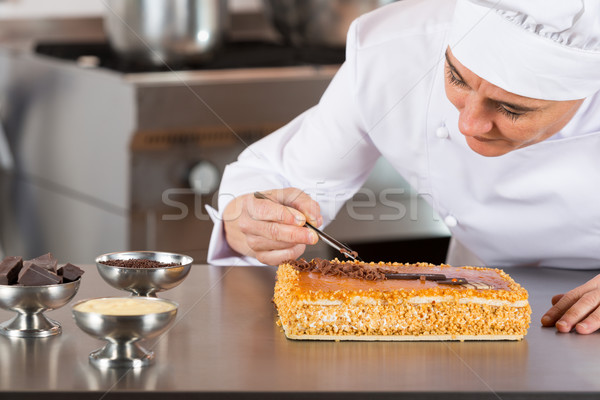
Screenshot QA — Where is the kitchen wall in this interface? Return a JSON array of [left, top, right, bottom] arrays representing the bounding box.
[[0, 0, 263, 19]]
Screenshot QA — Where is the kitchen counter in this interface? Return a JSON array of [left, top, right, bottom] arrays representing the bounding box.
[[1, 264, 600, 399]]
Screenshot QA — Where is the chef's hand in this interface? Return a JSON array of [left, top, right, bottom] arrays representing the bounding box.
[[541, 274, 600, 334], [222, 188, 322, 265]]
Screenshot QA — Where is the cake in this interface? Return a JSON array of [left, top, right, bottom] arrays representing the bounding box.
[[273, 259, 531, 341]]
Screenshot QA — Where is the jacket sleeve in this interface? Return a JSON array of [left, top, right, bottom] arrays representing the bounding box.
[[207, 19, 381, 266]]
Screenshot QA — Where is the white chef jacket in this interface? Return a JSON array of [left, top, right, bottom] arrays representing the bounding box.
[[207, 0, 600, 269]]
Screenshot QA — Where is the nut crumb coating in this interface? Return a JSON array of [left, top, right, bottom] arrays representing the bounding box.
[[274, 260, 531, 340]]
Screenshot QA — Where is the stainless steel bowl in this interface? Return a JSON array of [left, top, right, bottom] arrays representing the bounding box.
[[95, 251, 193, 297], [264, 0, 397, 47], [103, 0, 229, 66], [72, 297, 178, 368], [0, 280, 80, 338]]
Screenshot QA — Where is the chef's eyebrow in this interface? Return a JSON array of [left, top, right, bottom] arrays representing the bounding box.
[[445, 51, 466, 81], [444, 50, 541, 113]]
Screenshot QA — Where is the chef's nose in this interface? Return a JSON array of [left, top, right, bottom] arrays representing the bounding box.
[[458, 95, 493, 136]]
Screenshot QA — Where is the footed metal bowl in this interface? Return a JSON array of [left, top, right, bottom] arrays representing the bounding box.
[[0, 280, 80, 338], [95, 251, 192, 297], [72, 297, 178, 369]]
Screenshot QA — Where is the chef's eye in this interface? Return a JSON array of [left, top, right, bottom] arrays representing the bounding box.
[[446, 67, 467, 88], [496, 104, 523, 122]]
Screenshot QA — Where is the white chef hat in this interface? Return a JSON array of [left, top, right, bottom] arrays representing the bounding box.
[[448, 0, 600, 101]]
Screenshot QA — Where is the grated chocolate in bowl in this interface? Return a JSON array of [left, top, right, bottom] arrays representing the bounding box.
[[101, 259, 180, 269]]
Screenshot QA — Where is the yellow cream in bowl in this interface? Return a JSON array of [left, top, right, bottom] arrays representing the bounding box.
[[74, 298, 176, 316]]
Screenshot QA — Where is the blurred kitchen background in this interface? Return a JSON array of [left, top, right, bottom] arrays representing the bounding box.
[[0, 0, 449, 265]]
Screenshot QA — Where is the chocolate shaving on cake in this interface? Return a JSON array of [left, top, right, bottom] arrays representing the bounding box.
[[286, 259, 387, 281]]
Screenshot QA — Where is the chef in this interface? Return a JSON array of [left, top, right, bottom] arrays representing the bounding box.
[[206, 0, 600, 333]]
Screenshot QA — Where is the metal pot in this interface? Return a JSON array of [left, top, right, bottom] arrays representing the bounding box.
[[103, 0, 229, 66], [263, 0, 397, 48]]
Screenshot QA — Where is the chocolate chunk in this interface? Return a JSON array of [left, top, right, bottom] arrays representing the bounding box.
[[57, 263, 84, 282], [0, 256, 23, 285], [18, 263, 62, 286], [26, 253, 58, 273]]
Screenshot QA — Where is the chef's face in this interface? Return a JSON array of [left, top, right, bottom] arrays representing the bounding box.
[[444, 48, 585, 157]]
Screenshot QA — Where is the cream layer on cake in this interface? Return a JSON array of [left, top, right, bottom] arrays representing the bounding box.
[[274, 259, 531, 341]]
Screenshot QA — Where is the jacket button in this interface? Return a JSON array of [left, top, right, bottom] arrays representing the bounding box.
[[444, 215, 458, 228], [436, 126, 450, 139]]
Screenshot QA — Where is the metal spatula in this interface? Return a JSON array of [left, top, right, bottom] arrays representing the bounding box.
[[253, 192, 364, 262]]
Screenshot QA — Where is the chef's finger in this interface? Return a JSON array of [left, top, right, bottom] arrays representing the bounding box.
[[278, 188, 323, 227], [575, 306, 600, 334], [541, 288, 586, 327], [239, 219, 318, 245], [254, 244, 306, 266], [246, 234, 304, 251], [248, 195, 307, 226], [551, 294, 564, 306], [555, 290, 600, 333]]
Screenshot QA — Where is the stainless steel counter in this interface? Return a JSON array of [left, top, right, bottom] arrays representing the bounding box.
[[1, 264, 600, 399]]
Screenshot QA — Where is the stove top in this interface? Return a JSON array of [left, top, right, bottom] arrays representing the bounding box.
[[35, 41, 346, 73]]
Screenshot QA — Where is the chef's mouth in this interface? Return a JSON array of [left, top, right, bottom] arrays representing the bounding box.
[[458, 129, 503, 143], [473, 136, 499, 142]]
